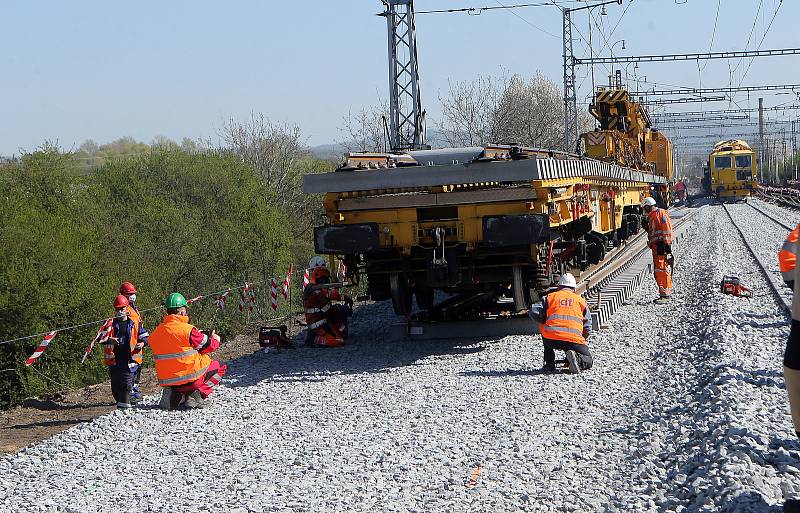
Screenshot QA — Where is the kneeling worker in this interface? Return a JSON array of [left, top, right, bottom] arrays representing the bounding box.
[[303, 264, 353, 347], [149, 293, 227, 409], [528, 273, 593, 373]]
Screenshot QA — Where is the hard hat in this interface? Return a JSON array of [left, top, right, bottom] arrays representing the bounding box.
[[113, 294, 130, 309], [558, 273, 577, 289], [642, 197, 657, 207], [119, 281, 137, 295], [164, 292, 188, 310], [308, 256, 327, 269], [311, 266, 331, 284]]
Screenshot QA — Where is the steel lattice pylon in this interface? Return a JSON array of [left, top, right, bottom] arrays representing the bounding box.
[[562, 8, 579, 153], [383, 0, 427, 151]]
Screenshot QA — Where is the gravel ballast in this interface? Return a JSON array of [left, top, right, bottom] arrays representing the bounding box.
[[1, 204, 798, 512]]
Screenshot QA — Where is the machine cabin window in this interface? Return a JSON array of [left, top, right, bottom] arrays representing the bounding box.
[[735, 155, 752, 168], [714, 156, 732, 169]]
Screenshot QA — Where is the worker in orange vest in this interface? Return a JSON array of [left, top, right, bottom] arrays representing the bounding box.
[[103, 295, 148, 408], [528, 273, 593, 374], [643, 196, 674, 303], [149, 293, 227, 410], [780, 224, 800, 438], [303, 265, 353, 347], [118, 281, 148, 403]]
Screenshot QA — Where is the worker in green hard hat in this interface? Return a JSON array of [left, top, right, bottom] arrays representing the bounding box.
[[148, 292, 227, 410]]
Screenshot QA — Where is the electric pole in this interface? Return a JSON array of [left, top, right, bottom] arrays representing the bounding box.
[[382, 0, 427, 151], [759, 97, 765, 182]]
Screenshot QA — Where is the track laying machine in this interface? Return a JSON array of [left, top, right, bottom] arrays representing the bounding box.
[[304, 139, 668, 318]]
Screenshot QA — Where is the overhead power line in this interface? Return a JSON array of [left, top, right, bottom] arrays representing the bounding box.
[[631, 84, 800, 97], [417, 1, 561, 14], [575, 48, 800, 65]]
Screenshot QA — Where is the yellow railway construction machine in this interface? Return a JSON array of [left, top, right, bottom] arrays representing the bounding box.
[[705, 139, 757, 201], [303, 145, 666, 318], [581, 85, 675, 207]]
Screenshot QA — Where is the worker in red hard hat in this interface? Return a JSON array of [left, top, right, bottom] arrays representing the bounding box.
[[642, 197, 674, 303], [528, 273, 593, 374], [103, 295, 149, 408], [303, 266, 353, 347], [118, 281, 148, 403]]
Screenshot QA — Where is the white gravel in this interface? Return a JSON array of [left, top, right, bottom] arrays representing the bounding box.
[[1, 205, 798, 512]]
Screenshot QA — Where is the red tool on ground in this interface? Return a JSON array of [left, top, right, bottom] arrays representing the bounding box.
[[720, 276, 753, 298]]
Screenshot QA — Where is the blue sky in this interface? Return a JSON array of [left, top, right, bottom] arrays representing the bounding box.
[[0, 0, 795, 155]]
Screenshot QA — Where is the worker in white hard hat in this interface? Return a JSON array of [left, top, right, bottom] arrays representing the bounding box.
[[528, 273, 593, 374], [642, 196, 674, 303], [308, 256, 327, 270]]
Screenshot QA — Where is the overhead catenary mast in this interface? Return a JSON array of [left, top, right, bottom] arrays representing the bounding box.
[[381, 0, 428, 151]]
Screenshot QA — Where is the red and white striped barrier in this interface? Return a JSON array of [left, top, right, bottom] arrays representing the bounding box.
[[270, 278, 279, 311], [25, 331, 57, 366], [282, 261, 294, 300], [302, 268, 310, 288], [82, 319, 113, 363], [215, 289, 231, 310]]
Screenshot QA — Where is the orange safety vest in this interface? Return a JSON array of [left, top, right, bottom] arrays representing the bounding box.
[[103, 307, 142, 367], [148, 314, 211, 387], [780, 224, 800, 285], [647, 207, 673, 246], [540, 288, 588, 345], [303, 286, 342, 330]]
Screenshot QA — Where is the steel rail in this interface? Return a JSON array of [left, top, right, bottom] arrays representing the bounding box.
[[722, 203, 791, 313], [745, 201, 794, 231]]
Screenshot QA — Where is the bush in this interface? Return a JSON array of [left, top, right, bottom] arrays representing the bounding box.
[[0, 146, 297, 409]]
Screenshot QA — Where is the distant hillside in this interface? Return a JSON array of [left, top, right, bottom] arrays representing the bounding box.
[[306, 143, 346, 161]]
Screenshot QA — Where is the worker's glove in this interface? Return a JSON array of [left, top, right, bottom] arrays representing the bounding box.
[[210, 331, 221, 344], [133, 342, 145, 351]]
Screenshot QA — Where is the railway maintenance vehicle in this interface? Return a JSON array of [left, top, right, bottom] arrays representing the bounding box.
[[703, 139, 757, 201]]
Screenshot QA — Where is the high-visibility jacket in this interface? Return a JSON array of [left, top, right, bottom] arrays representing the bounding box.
[[647, 207, 673, 247], [148, 314, 212, 387], [103, 308, 143, 367], [780, 224, 800, 293], [303, 285, 344, 330], [539, 288, 589, 344]]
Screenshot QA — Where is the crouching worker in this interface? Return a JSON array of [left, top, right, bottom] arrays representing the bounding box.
[[104, 295, 148, 408], [149, 293, 227, 410], [303, 265, 353, 347], [528, 273, 593, 374]]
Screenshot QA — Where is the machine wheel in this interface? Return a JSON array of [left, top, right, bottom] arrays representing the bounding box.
[[367, 273, 391, 301], [413, 283, 435, 311], [512, 264, 529, 312], [390, 271, 412, 316]]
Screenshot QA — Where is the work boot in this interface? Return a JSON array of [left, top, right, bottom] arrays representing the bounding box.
[[116, 402, 132, 409], [565, 350, 581, 374], [542, 362, 557, 373], [158, 388, 174, 410], [653, 296, 672, 304], [183, 390, 207, 409]]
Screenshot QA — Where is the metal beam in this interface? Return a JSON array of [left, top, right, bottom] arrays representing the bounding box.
[[631, 83, 800, 97], [654, 114, 751, 124], [575, 48, 800, 65], [660, 120, 791, 130], [562, 8, 578, 153], [641, 96, 726, 106], [653, 105, 800, 119]]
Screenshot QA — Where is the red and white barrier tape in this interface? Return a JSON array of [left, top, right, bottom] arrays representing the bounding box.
[[25, 331, 57, 366]]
